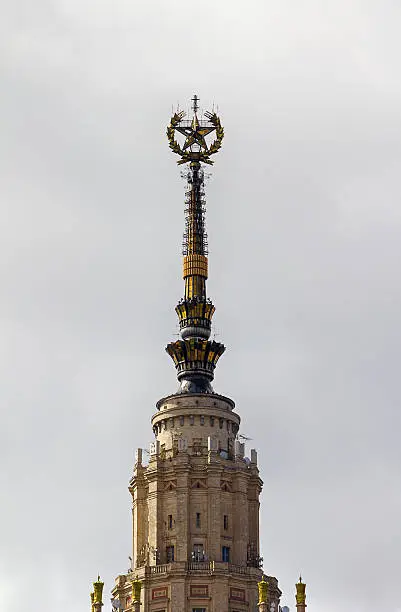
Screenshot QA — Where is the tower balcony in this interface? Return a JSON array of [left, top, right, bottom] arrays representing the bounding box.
[[141, 560, 263, 578]]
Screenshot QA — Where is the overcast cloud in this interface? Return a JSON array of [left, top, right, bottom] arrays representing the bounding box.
[[1, 1, 401, 611]]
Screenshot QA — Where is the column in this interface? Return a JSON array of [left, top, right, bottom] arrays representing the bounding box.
[[207, 463, 222, 562], [232, 471, 249, 564], [176, 462, 190, 562]]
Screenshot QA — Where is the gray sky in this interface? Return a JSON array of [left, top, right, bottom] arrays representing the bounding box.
[[1, 1, 401, 610]]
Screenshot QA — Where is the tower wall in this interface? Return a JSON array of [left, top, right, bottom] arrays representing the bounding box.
[[113, 393, 265, 612]]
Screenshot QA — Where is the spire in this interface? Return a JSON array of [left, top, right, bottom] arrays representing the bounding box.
[[296, 576, 307, 611], [166, 95, 225, 394]]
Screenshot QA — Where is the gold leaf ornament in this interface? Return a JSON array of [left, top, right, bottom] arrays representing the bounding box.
[[167, 110, 224, 165]]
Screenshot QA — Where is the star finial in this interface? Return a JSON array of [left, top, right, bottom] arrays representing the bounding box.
[[167, 96, 224, 165]]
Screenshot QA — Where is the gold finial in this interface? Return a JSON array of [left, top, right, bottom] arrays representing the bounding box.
[[167, 97, 224, 165], [90, 591, 94, 612], [258, 577, 269, 604], [296, 576, 306, 605], [131, 576, 142, 602], [93, 575, 104, 604]]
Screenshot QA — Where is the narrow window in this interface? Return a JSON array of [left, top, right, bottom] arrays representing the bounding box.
[[196, 512, 201, 528], [166, 545, 174, 562], [210, 416, 215, 427], [223, 515, 228, 530], [189, 415, 194, 425], [180, 415, 185, 426], [200, 415, 205, 425], [222, 546, 230, 562], [193, 438, 202, 455], [219, 418, 224, 429], [168, 514, 173, 529]]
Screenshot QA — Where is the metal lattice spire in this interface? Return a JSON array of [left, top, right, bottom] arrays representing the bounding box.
[[165, 96, 225, 394]]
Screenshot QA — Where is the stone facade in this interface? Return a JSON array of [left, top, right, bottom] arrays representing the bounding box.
[[111, 393, 282, 612]]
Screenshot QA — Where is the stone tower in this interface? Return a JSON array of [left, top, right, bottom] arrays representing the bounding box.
[[111, 96, 282, 612]]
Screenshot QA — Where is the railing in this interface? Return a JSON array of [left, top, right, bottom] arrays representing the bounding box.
[[148, 564, 170, 574], [145, 561, 257, 576], [186, 561, 214, 571], [186, 561, 256, 575], [229, 563, 254, 575]]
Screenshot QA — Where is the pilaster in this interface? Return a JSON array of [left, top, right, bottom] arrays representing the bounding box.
[[232, 469, 249, 564], [147, 457, 162, 559], [175, 459, 191, 562], [207, 461, 223, 562], [131, 453, 148, 569]]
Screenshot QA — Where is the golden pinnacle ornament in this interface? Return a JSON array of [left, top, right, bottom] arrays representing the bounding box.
[[167, 94, 224, 165]]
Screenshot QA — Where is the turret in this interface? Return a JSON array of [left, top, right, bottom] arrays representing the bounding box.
[[92, 576, 104, 612], [257, 576, 282, 611], [296, 576, 307, 612]]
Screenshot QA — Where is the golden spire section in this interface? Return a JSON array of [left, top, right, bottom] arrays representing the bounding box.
[[182, 163, 208, 301], [166, 337, 225, 372]]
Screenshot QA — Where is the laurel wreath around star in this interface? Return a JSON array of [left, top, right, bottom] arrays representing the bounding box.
[[167, 111, 224, 165]]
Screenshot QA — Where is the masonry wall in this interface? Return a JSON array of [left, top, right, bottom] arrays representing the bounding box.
[[114, 393, 270, 612]]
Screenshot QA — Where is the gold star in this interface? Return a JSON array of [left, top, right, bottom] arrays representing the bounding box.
[[175, 120, 216, 154]]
